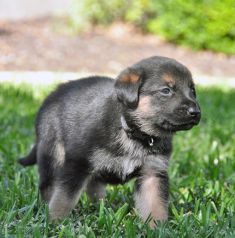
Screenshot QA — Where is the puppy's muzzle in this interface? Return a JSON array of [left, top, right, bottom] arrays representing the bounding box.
[[174, 103, 201, 128], [186, 105, 201, 124]]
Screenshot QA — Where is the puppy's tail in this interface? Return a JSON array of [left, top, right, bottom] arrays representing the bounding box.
[[18, 145, 37, 166]]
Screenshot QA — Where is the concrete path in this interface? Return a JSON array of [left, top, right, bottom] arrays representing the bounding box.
[[0, 0, 70, 20], [0, 71, 234, 88]]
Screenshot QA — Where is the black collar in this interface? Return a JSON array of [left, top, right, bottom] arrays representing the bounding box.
[[121, 116, 158, 148]]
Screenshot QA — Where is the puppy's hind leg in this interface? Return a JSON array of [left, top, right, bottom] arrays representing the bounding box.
[[37, 143, 55, 203], [49, 159, 90, 220]]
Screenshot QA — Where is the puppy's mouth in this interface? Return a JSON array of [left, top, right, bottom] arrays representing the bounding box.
[[155, 118, 200, 132]]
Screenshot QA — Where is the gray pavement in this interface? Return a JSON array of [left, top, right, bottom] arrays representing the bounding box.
[[0, 0, 70, 20], [0, 71, 234, 88]]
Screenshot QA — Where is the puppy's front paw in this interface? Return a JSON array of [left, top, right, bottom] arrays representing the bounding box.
[[148, 213, 168, 229], [135, 175, 169, 228]]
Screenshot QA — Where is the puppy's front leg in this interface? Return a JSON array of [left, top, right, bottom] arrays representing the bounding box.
[[86, 177, 106, 201], [135, 171, 169, 228]]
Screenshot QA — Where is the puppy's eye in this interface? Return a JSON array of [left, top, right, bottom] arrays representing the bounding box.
[[160, 87, 171, 95], [191, 87, 196, 97]]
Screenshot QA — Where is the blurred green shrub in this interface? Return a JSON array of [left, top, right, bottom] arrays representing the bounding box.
[[148, 0, 235, 55], [69, 0, 128, 29], [69, 0, 235, 54], [68, 0, 153, 30]]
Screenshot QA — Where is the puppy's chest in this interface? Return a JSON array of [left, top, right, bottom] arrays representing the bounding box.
[[91, 149, 147, 184], [122, 157, 142, 178], [98, 160, 142, 184]]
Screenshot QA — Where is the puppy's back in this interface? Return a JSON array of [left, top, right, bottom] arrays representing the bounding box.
[[35, 76, 115, 142]]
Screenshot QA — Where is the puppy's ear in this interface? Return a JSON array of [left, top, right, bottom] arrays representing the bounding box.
[[115, 68, 143, 108]]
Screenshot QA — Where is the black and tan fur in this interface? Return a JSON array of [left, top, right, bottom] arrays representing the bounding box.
[[19, 56, 201, 227]]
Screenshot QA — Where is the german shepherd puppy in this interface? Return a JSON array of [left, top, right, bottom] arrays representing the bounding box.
[[19, 56, 201, 227]]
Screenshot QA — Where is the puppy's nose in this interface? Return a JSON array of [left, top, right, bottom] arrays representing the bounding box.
[[187, 106, 201, 118]]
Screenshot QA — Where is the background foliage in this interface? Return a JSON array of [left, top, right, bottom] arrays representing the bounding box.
[[69, 0, 235, 54]]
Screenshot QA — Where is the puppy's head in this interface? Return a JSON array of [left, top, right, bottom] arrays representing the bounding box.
[[115, 56, 201, 135]]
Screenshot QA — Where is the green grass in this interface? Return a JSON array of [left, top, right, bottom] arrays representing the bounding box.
[[0, 83, 235, 237]]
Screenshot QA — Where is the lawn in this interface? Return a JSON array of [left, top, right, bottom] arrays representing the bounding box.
[[0, 82, 235, 237]]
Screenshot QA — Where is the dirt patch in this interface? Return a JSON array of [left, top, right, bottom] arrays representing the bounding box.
[[0, 17, 234, 77]]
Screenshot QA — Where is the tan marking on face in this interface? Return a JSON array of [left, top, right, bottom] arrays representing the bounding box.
[[121, 73, 140, 84], [135, 176, 168, 228], [138, 96, 152, 114], [162, 73, 176, 87]]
